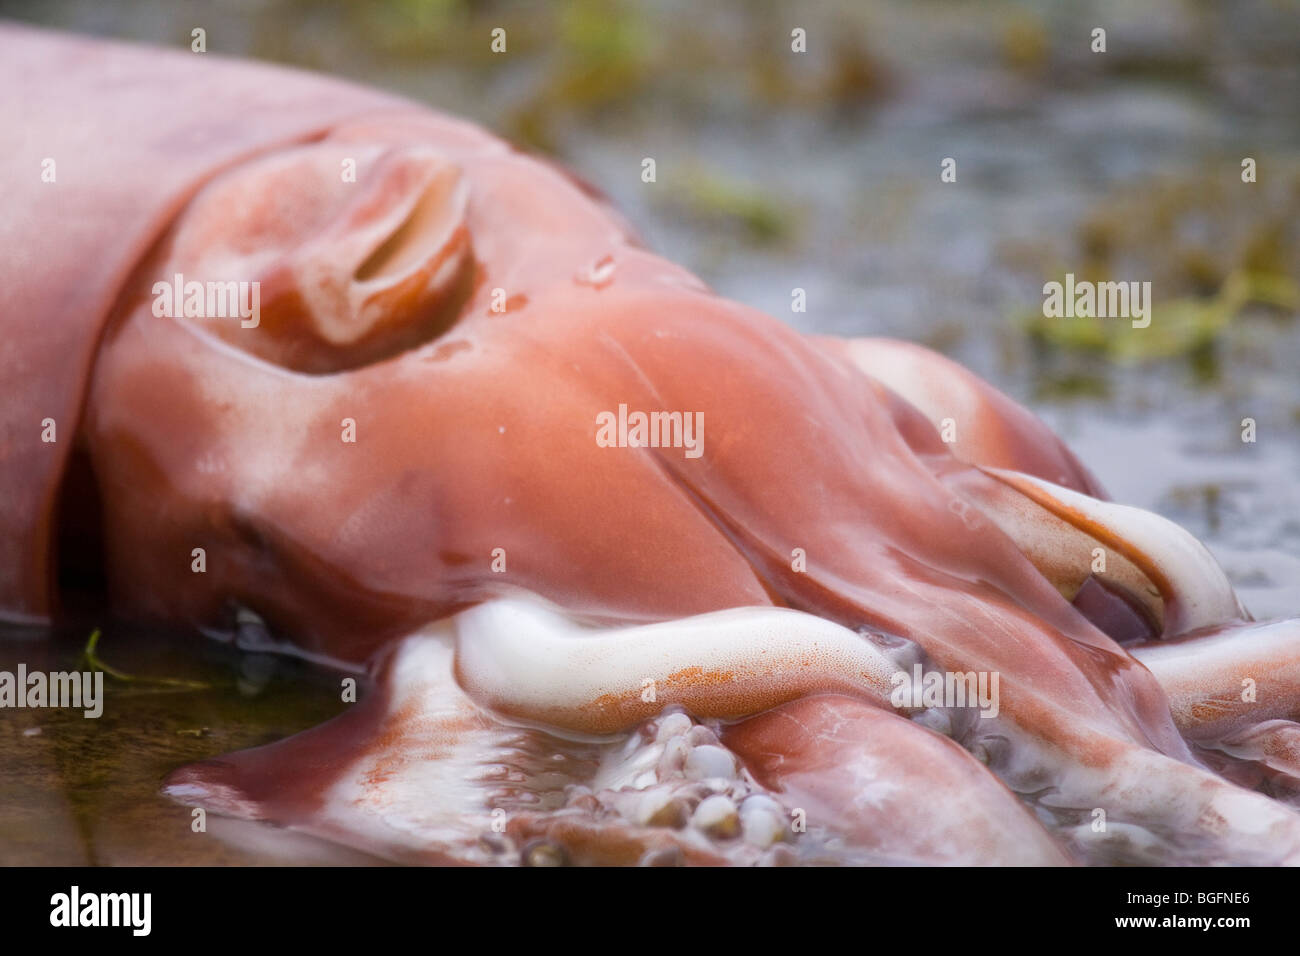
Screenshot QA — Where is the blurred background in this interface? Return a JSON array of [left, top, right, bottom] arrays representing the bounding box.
[[1, 0, 1297, 862]]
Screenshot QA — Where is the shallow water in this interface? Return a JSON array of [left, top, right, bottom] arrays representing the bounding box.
[[0, 623, 366, 864], [1, 0, 1296, 863]]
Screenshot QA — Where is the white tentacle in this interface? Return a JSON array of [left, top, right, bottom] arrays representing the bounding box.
[[980, 467, 1246, 637], [452, 597, 907, 735]]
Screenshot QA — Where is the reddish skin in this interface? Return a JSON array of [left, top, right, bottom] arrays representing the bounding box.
[[5, 25, 1232, 862], [0, 24, 411, 622], [724, 695, 1071, 864]]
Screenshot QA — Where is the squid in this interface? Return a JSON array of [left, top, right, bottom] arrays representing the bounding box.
[[5, 23, 1300, 866]]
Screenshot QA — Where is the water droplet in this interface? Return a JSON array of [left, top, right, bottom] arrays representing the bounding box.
[[575, 254, 617, 289]]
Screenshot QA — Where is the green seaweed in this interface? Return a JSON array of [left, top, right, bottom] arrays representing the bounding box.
[[662, 164, 794, 244], [82, 629, 213, 692], [1023, 269, 1299, 362]]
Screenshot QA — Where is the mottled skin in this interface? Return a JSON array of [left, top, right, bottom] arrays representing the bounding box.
[[6, 24, 1300, 864]]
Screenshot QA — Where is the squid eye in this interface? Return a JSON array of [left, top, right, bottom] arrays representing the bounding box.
[[1071, 574, 1160, 645], [147, 142, 474, 374]]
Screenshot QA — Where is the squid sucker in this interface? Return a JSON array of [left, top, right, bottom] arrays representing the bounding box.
[[5, 22, 1300, 867]]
